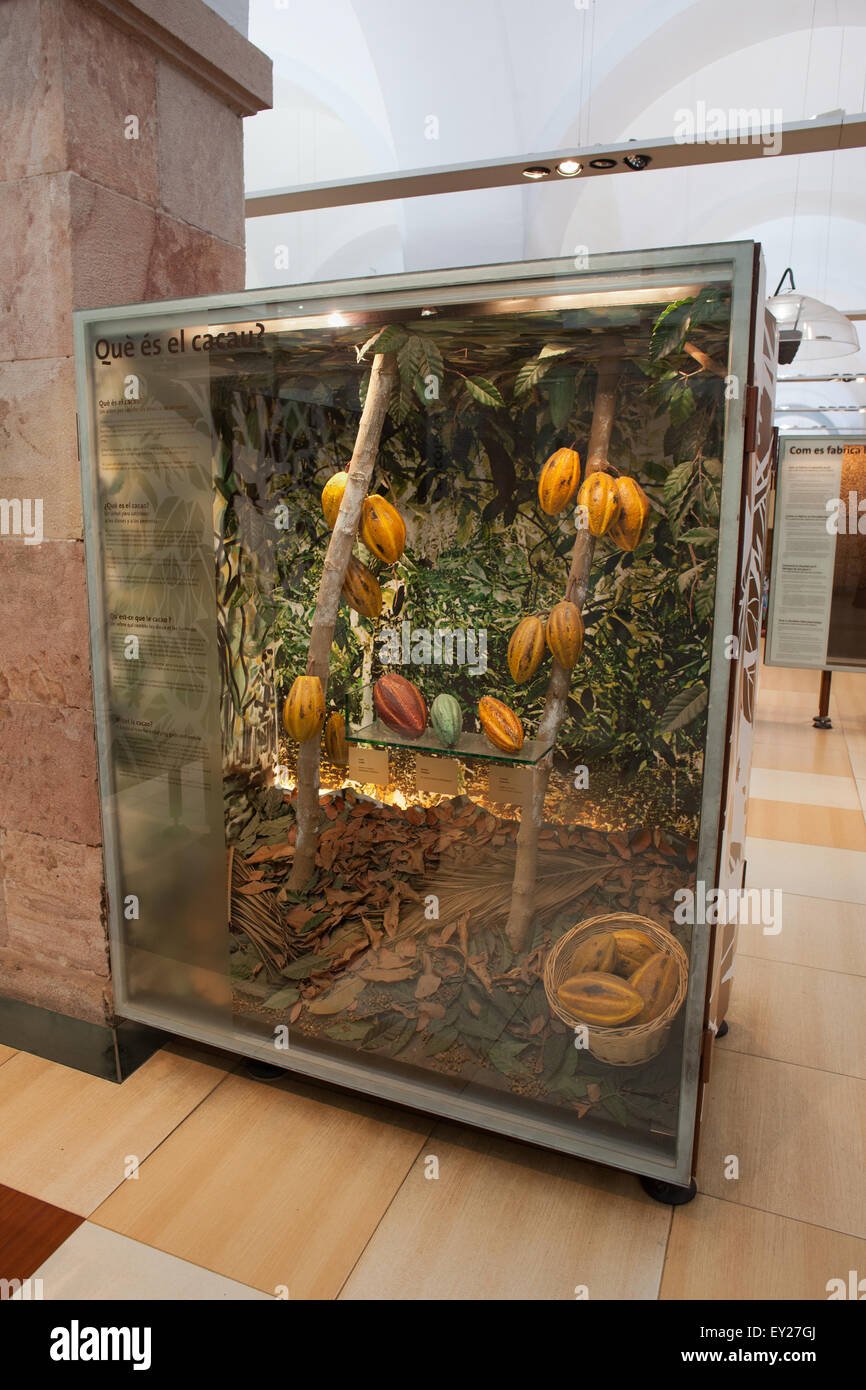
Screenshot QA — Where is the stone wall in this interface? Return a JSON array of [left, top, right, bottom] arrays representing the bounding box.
[[0, 0, 271, 1025]]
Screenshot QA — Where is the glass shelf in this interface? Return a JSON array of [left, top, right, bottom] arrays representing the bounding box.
[[345, 718, 554, 766]]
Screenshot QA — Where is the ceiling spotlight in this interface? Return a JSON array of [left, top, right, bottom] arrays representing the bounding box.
[[623, 153, 651, 171], [420, 307, 437, 317], [522, 165, 551, 180], [589, 157, 617, 170], [327, 311, 347, 327], [556, 159, 582, 177]]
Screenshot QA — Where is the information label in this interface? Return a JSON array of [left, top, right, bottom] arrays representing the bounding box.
[[765, 439, 842, 668], [487, 763, 531, 805], [348, 744, 390, 785], [415, 753, 459, 796]]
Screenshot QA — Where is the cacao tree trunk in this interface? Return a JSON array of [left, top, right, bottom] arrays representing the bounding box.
[[505, 340, 622, 952], [289, 352, 398, 889]]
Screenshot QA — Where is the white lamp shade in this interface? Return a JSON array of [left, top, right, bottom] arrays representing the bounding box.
[[767, 292, 859, 360]]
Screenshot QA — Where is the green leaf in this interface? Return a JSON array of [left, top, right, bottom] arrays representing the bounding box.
[[358, 369, 370, 408], [694, 577, 716, 622], [263, 985, 300, 1010], [280, 951, 332, 980], [669, 383, 695, 426], [513, 356, 555, 397], [663, 456, 695, 508], [359, 324, 406, 358], [678, 527, 717, 546], [397, 335, 424, 387], [658, 685, 708, 732], [464, 376, 505, 407], [601, 1094, 630, 1125]]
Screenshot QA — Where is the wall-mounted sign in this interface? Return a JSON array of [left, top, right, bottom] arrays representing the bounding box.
[[765, 436, 866, 671]]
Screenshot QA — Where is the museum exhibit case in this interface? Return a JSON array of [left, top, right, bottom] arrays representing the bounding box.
[[74, 243, 777, 1189], [766, 434, 866, 672]]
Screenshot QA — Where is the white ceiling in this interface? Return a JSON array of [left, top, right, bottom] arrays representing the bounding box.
[[242, 0, 866, 425]]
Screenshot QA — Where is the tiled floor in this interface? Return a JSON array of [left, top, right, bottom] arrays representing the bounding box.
[[1, 654, 864, 1299]]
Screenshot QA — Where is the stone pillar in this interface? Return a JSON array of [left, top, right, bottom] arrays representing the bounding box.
[[0, 0, 271, 1028]]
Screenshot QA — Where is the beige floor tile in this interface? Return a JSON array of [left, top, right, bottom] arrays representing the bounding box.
[[746, 800, 866, 850], [0, 1045, 17, 1067], [745, 837, 866, 904], [754, 716, 844, 747], [16, 1222, 271, 1300], [696, 1050, 866, 1238], [845, 729, 866, 779], [736, 893, 866, 976], [755, 688, 839, 721], [748, 768, 860, 810], [750, 739, 852, 777], [757, 664, 821, 695], [722, 954, 866, 1078], [661, 1193, 866, 1300], [831, 672, 866, 719], [339, 1122, 670, 1301], [0, 1042, 231, 1216], [92, 1071, 431, 1299], [859, 781, 866, 818]]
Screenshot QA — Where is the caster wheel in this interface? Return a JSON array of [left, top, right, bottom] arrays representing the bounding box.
[[639, 1175, 697, 1206], [243, 1059, 284, 1080], [716, 1018, 729, 1039], [813, 715, 832, 730]]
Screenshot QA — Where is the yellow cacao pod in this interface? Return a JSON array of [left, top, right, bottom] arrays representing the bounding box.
[[546, 600, 584, 670], [321, 471, 349, 528], [283, 675, 325, 742], [324, 711, 349, 766], [360, 494, 406, 565], [538, 448, 581, 516], [613, 927, 656, 976], [578, 470, 621, 536], [556, 971, 644, 1026], [629, 951, 679, 1022], [608, 476, 650, 551], [507, 615, 546, 685], [341, 555, 382, 619], [566, 931, 616, 976], [478, 696, 524, 754]]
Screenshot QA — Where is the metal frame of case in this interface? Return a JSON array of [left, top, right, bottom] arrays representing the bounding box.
[[74, 242, 760, 1186]]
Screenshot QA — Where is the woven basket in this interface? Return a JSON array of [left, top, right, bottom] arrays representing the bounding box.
[[543, 912, 689, 1067]]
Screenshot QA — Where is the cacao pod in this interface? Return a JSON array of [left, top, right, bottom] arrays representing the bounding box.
[[612, 927, 656, 976], [478, 696, 524, 753], [565, 931, 616, 976], [608, 476, 651, 551], [546, 601, 584, 670], [324, 710, 349, 766], [556, 971, 644, 1026], [341, 555, 382, 619], [538, 448, 581, 516], [322, 471, 349, 528], [507, 615, 546, 685], [578, 470, 620, 536], [430, 692, 462, 747], [360, 494, 406, 565], [282, 675, 325, 742], [629, 951, 679, 1022], [374, 673, 427, 739]]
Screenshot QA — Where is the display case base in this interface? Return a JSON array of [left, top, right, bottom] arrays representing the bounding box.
[[243, 1059, 285, 1080], [716, 1018, 729, 1038], [639, 1175, 698, 1206]]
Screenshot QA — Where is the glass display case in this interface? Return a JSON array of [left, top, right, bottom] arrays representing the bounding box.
[[74, 244, 775, 1188]]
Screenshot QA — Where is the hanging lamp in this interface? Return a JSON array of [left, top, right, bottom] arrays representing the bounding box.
[[767, 268, 859, 364]]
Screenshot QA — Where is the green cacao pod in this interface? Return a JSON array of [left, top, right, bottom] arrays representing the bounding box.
[[374, 673, 428, 738], [283, 676, 325, 742], [430, 693, 462, 747], [507, 615, 546, 685], [538, 448, 581, 516]]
